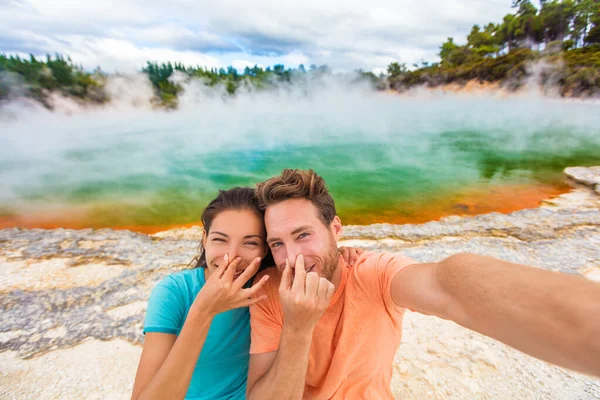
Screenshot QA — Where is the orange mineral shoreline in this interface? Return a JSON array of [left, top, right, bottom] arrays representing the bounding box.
[[0, 182, 571, 234], [341, 181, 570, 226]]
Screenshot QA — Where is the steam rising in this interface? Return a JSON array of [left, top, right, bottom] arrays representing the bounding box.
[[1, 76, 599, 227]]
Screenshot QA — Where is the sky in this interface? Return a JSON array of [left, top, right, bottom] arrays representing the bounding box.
[[1, 0, 515, 73]]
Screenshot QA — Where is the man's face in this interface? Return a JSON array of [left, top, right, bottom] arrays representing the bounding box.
[[265, 198, 342, 281]]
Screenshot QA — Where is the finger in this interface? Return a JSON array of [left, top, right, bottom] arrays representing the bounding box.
[[280, 259, 293, 292], [348, 247, 357, 265], [236, 294, 268, 309], [317, 276, 329, 300], [349, 247, 363, 265], [241, 275, 270, 298], [213, 253, 230, 279], [339, 246, 350, 263], [305, 272, 320, 298], [233, 257, 261, 291], [291, 254, 306, 295], [222, 256, 240, 284]]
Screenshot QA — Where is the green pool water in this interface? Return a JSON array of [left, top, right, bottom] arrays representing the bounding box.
[[1, 92, 599, 230]]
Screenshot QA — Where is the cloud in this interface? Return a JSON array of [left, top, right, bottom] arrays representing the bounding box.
[[61, 38, 223, 71], [0, 0, 514, 72]]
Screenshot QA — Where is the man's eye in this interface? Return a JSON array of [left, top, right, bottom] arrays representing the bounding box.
[[298, 233, 309, 239], [271, 242, 282, 248]]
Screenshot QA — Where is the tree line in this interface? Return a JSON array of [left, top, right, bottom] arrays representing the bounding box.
[[1, 0, 599, 109], [388, 0, 600, 95]]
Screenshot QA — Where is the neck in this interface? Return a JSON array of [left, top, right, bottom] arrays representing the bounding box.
[[330, 256, 343, 290]]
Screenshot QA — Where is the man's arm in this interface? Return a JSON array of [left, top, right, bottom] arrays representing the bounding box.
[[247, 255, 335, 399], [247, 329, 312, 399], [391, 253, 600, 377]]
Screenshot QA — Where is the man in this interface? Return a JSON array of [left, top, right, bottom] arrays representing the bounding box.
[[247, 169, 600, 399]]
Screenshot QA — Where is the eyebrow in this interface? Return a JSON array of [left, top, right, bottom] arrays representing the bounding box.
[[267, 225, 313, 244], [211, 231, 263, 240]]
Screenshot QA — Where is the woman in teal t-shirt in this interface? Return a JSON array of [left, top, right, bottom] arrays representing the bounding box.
[[132, 187, 274, 399]]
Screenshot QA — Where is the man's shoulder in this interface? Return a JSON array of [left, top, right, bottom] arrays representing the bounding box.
[[255, 267, 282, 294], [250, 268, 283, 323], [353, 251, 418, 274], [354, 250, 411, 265]]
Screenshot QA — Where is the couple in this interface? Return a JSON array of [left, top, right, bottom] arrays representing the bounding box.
[[132, 169, 600, 399]]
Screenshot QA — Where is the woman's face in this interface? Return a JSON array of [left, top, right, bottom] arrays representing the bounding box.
[[202, 209, 268, 279]]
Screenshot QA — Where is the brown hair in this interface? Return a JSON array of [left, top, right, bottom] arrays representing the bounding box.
[[190, 187, 274, 269], [255, 169, 337, 226]]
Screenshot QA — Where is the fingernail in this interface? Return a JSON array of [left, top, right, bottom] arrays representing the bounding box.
[[224, 254, 229, 263]]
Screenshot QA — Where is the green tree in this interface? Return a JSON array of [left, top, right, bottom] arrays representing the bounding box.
[[539, 0, 576, 42], [583, 0, 600, 44], [497, 14, 518, 51], [513, 0, 541, 46], [439, 37, 460, 64], [573, 0, 594, 45], [387, 61, 407, 77], [467, 24, 500, 55]]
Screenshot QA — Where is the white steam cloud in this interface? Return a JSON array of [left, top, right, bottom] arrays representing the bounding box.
[[1, 78, 599, 220]]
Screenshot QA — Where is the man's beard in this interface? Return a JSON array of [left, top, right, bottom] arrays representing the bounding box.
[[321, 233, 341, 281]]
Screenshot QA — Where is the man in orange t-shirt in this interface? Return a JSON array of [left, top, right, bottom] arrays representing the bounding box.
[[247, 169, 600, 400]]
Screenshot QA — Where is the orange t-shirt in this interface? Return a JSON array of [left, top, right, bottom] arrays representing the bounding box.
[[250, 251, 416, 399]]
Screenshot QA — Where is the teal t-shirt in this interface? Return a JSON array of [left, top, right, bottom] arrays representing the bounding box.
[[144, 267, 250, 399]]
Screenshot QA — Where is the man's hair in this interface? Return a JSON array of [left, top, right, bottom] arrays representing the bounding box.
[[256, 169, 337, 226]]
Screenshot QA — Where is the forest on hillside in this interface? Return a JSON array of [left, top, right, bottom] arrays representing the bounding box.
[[1, 0, 599, 109]]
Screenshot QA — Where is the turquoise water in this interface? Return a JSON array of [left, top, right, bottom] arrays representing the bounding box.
[[1, 90, 599, 230]]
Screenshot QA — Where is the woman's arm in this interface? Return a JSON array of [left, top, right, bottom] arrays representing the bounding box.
[[132, 256, 270, 400], [131, 312, 213, 400]]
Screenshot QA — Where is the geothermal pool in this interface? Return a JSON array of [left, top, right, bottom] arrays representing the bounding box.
[[1, 89, 599, 232]]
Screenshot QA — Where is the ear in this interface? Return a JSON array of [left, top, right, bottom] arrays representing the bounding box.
[[202, 229, 207, 248], [330, 215, 343, 241]]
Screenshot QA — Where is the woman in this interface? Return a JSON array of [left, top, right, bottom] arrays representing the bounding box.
[[132, 187, 359, 399]]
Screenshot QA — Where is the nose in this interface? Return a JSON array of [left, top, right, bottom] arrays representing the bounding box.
[[285, 243, 302, 268], [226, 243, 240, 263]]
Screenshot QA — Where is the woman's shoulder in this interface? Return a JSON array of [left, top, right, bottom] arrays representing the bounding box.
[[154, 268, 205, 295]]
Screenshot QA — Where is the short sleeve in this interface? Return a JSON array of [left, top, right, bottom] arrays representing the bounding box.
[[354, 252, 417, 315], [143, 276, 186, 335], [249, 269, 284, 354]]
